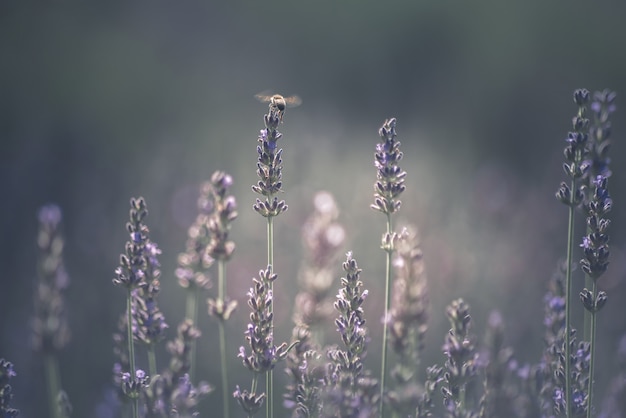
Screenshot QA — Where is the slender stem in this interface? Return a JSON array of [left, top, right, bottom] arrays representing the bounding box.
[[583, 223, 593, 342], [186, 289, 199, 382], [564, 179, 576, 418], [148, 346, 157, 378], [379, 213, 393, 418], [218, 320, 230, 418], [250, 373, 259, 418], [218, 259, 230, 418], [44, 354, 61, 418], [126, 288, 138, 418], [267, 215, 274, 418], [586, 281, 598, 418]]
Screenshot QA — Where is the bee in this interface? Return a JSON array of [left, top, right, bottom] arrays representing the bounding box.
[[255, 92, 302, 121]]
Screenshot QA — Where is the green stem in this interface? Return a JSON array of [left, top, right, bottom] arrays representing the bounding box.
[[148, 346, 157, 378], [583, 224, 593, 342], [250, 373, 259, 418], [267, 215, 274, 418], [218, 259, 230, 418], [586, 281, 597, 418], [186, 289, 199, 382], [379, 213, 393, 418], [218, 320, 230, 418], [44, 354, 61, 418], [564, 179, 576, 418], [126, 288, 139, 418]]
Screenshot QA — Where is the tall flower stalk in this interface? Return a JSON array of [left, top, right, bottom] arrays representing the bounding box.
[[582, 89, 616, 342], [176, 181, 215, 383], [206, 171, 239, 418], [555, 89, 590, 417], [371, 117, 406, 416], [441, 299, 479, 417], [234, 267, 293, 417], [33, 204, 71, 418], [323, 252, 378, 417], [579, 175, 611, 417], [113, 197, 156, 418], [235, 96, 287, 417]]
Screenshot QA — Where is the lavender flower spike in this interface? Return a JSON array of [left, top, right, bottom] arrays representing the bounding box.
[[0, 359, 19, 417]]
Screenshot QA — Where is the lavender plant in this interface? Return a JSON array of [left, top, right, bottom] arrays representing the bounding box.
[[112, 197, 156, 418], [250, 94, 291, 418], [205, 170, 238, 418], [322, 252, 379, 417], [371, 117, 406, 417], [579, 175, 611, 417], [234, 266, 292, 418], [283, 325, 324, 418], [537, 261, 568, 416], [440, 299, 479, 418], [14, 87, 626, 418], [284, 192, 344, 418], [32, 204, 71, 418], [175, 180, 215, 382], [143, 320, 212, 417], [579, 89, 615, 418], [555, 89, 591, 417], [0, 359, 19, 418], [386, 227, 430, 417]]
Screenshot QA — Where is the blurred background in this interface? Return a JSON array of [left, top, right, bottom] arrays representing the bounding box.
[[2, 1, 626, 417]]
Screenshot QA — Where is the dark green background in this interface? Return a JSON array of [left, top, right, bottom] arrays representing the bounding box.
[[2, 1, 626, 417]]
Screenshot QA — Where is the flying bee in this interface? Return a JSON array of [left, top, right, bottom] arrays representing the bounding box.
[[255, 92, 302, 122]]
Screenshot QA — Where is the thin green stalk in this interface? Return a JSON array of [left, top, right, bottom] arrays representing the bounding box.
[[267, 215, 274, 418], [148, 346, 157, 378], [250, 373, 259, 418], [564, 179, 576, 418], [379, 213, 393, 418], [44, 353, 61, 418], [583, 219, 593, 342], [186, 289, 198, 382], [586, 280, 598, 418], [127, 288, 139, 418], [218, 259, 230, 418]]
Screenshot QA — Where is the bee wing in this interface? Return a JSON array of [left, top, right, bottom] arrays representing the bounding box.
[[283, 95, 302, 108], [255, 93, 273, 103]]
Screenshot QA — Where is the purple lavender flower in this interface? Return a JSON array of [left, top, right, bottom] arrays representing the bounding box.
[[555, 89, 590, 208], [235, 266, 292, 417], [33, 204, 70, 354], [238, 267, 290, 374], [113, 198, 151, 290], [322, 253, 379, 417], [371, 118, 406, 216], [0, 359, 19, 417], [205, 170, 239, 321], [283, 326, 324, 418], [579, 176, 612, 286], [175, 181, 214, 293], [252, 107, 288, 218], [440, 299, 480, 417], [585, 90, 616, 182], [143, 320, 212, 417]]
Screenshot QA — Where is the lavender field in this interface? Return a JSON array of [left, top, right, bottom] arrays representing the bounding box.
[[2, 2, 626, 418]]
